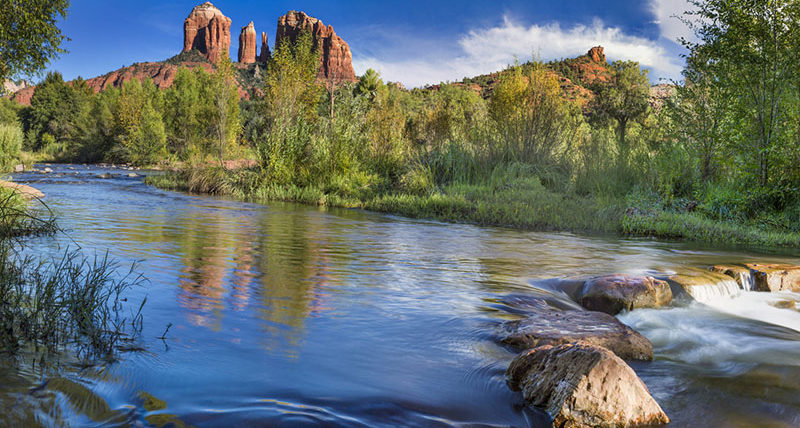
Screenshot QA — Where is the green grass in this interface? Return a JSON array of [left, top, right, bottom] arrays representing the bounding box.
[[146, 165, 800, 248]]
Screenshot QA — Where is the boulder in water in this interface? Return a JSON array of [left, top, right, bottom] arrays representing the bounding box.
[[0, 180, 44, 199], [577, 274, 672, 315], [96, 173, 113, 179], [667, 269, 741, 302], [746, 263, 800, 292], [500, 305, 653, 361], [711, 265, 754, 290], [13, 164, 24, 173], [507, 342, 670, 428]]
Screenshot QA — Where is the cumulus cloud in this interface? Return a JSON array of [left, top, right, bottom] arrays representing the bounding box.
[[353, 17, 683, 88], [649, 0, 697, 44]]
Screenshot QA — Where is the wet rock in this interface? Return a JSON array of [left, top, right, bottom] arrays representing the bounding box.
[[127, 173, 139, 178], [0, 180, 44, 199], [666, 269, 741, 301], [770, 300, 797, 310], [577, 274, 672, 315], [42, 167, 53, 173], [711, 265, 754, 290], [507, 342, 669, 428], [746, 263, 800, 292], [500, 306, 653, 361], [96, 173, 113, 179], [13, 164, 24, 173]]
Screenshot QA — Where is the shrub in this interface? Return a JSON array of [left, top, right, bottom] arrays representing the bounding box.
[[0, 123, 22, 171]]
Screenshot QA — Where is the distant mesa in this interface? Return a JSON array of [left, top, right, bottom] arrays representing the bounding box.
[[238, 22, 257, 64], [183, 2, 232, 63], [275, 10, 357, 83]]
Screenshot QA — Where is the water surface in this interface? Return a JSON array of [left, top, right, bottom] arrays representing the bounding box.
[[7, 164, 800, 427]]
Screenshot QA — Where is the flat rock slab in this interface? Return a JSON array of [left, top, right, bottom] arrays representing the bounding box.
[[500, 306, 653, 361], [711, 265, 753, 290], [746, 263, 800, 292], [666, 268, 741, 301], [0, 180, 44, 200], [578, 274, 672, 315], [507, 342, 669, 428]]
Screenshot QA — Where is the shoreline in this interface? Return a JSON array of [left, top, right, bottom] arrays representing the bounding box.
[[143, 166, 800, 250]]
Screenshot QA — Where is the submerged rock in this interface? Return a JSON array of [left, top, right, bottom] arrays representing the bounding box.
[[500, 306, 653, 361], [746, 263, 800, 292], [96, 173, 113, 179], [507, 342, 669, 428], [578, 274, 672, 315]]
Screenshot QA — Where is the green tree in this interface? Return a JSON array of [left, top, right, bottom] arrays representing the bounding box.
[[686, 0, 800, 186], [260, 30, 322, 182], [115, 79, 166, 165], [24, 71, 91, 155], [164, 67, 201, 157], [355, 68, 383, 100], [211, 57, 241, 167], [0, 0, 69, 82], [593, 61, 651, 165]]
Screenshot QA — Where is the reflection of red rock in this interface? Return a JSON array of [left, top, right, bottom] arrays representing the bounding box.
[[183, 2, 232, 63], [238, 22, 257, 64], [275, 10, 357, 83]]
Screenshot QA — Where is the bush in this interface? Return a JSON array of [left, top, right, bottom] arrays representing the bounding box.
[[0, 123, 22, 171]]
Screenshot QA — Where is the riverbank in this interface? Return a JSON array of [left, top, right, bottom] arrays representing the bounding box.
[[145, 166, 800, 248]]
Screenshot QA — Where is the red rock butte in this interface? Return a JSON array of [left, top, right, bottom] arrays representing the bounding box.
[[238, 22, 258, 64], [183, 2, 232, 63], [275, 10, 357, 83]]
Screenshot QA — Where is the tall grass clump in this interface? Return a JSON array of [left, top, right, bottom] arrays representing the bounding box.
[[0, 193, 145, 362]]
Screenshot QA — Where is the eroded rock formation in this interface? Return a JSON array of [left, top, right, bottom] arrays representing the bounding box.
[[259, 32, 271, 63], [238, 22, 258, 64], [507, 342, 670, 428], [183, 2, 232, 63], [275, 10, 357, 83]]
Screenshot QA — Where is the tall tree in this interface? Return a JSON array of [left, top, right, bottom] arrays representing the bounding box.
[[0, 0, 69, 83], [686, 0, 800, 186], [211, 57, 241, 167], [593, 61, 651, 165]]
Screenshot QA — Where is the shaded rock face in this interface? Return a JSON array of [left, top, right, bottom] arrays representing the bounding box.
[[275, 10, 357, 83], [238, 22, 257, 64], [500, 304, 653, 361], [578, 275, 672, 315], [507, 343, 670, 428], [259, 32, 271, 63], [183, 2, 232, 63], [747, 263, 800, 292]]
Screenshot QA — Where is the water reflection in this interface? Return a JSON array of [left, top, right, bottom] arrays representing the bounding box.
[[6, 164, 800, 427]]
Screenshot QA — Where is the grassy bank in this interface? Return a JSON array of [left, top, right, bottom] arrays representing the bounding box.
[[146, 166, 800, 248]]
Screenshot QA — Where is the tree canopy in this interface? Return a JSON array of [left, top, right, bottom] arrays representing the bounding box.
[[0, 0, 70, 83]]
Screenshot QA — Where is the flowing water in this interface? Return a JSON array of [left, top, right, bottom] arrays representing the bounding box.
[[5, 164, 800, 427]]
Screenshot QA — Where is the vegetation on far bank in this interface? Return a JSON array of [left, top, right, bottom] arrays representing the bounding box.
[[7, 1, 800, 248]]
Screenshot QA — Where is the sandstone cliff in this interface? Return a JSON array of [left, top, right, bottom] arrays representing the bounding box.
[[238, 22, 257, 64], [259, 32, 271, 63], [183, 2, 232, 63], [275, 11, 357, 83]]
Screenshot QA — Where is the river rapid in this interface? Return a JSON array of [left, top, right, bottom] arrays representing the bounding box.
[[5, 164, 800, 427]]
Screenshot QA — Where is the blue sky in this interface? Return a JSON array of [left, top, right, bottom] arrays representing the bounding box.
[[41, 0, 696, 87]]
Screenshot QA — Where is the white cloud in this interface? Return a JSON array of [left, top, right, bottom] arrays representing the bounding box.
[[649, 0, 697, 44], [353, 17, 683, 88]]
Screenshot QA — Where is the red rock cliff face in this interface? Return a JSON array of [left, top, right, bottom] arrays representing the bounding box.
[[259, 32, 271, 63], [238, 22, 257, 64], [275, 11, 357, 83], [183, 2, 232, 63]]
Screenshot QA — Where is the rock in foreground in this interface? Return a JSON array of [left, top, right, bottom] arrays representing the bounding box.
[[578, 275, 672, 315], [0, 180, 44, 200], [500, 306, 653, 361], [507, 342, 670, 428]]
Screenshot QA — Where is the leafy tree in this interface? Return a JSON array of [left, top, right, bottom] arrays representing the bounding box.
[[355, 68, 383, 100], [24, 71, 91, 153], [686, 0, 800, 186], [164, 67, 202, 156], [259, 30, 322, 182], [0, 0, 69, 82], [115, 79, 166, 165], [211, 57, 241, 167], [593, 61, 651, 164]]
